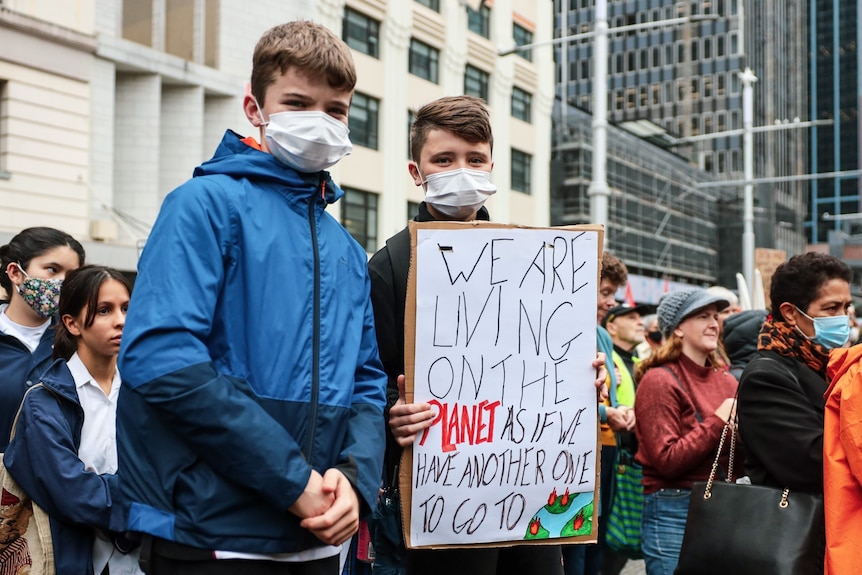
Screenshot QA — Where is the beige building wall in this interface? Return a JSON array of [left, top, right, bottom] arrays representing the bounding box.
[[0, 4, 96, 239], [0, 0, 552, 269]]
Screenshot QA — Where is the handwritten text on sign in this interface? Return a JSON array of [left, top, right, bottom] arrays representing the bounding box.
[[410, 226, 599, 547]]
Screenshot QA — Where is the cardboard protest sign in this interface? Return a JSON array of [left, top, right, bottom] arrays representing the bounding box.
[[400, 221, 603, 549]]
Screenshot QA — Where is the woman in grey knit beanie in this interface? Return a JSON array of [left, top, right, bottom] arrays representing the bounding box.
[[632, 287, 741, 575]]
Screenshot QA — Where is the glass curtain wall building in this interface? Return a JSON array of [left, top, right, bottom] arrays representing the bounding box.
[[552, 102, 721, 286], [552, 0, 810, 286], [807, 0, 861, 243]]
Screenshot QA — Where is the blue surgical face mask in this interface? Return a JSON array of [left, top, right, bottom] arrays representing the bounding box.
[[795, 306, 850, 349]]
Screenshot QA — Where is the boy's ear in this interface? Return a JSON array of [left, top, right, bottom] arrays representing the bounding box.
[[408, 162, 423, 187], [243, 95, 265, 127], [62, 314, 82, 337]]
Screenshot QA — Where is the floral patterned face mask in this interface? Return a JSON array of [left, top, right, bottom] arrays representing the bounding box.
[[14, 263, 62, 319]]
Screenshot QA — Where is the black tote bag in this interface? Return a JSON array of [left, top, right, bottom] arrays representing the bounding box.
[[675, 408, 825, 575]]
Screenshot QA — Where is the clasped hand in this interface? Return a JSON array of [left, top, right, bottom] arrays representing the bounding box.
[[288, 468, 359, 546]]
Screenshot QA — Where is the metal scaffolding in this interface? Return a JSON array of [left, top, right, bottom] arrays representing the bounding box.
[[552, 103, 721, 285]]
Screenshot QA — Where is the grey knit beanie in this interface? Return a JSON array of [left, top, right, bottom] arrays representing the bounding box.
[[657, 287, 730, 338]]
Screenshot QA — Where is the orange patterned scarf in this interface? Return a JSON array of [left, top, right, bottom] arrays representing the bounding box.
[[757, 319, 830, 375]]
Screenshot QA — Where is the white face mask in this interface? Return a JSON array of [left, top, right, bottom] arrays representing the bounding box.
[[257, 105, 353, 173], [420, 168, 497, 220]]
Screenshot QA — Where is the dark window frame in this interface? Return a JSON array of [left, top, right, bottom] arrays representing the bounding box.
[[409, 38, 440, 83], [341, 187, 379, 252], [349, 92, 380, 150], [511, 148, 532, 194], [513, 24, 533, 61], [511, 86, 532, 122], [464, 64, 489, 101], [342, 7, 380, 58]]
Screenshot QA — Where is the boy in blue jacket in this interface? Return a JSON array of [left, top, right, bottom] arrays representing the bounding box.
[[117, 20, 387, 575]]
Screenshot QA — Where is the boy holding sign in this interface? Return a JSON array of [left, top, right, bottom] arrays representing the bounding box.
[[368, 96, 606, 575]]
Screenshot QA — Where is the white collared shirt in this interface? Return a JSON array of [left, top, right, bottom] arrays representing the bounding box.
[[68, 353, 121, 475], [67, 353, 142, 575]]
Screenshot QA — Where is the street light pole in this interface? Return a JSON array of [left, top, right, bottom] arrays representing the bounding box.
[[740, 67, 758, 300], [588, 0, 610, 229]]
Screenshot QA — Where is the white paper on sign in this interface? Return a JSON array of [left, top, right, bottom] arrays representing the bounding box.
[[409, 226, 600, 547]]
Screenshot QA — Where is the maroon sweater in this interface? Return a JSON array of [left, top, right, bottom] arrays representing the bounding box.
[[634, 353, 741, 494]]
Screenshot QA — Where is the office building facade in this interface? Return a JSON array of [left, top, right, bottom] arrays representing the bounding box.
[[0, 0, 553, 275]]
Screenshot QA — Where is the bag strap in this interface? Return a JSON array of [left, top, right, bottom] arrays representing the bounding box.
[[704, 390, 739, 496], [661, 366, 702, 422], [9, 383, 45, 443]]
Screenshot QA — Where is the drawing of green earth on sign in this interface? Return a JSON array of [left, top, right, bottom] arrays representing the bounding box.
[[524, 488, 594, 540]]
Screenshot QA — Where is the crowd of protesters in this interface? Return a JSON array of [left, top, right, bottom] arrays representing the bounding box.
[[2, 18, 860, 575]]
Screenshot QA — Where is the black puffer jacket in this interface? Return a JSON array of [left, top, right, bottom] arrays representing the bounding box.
[[723, 309, 768, 380]]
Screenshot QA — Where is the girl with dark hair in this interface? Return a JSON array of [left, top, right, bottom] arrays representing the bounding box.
[[0, 227, 84, 450], [737, 252, 853, 573], [4, 265, 141, 575]]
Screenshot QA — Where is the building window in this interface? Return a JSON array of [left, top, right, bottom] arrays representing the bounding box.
[[409, 38, 439, 83], [717, 73, 726, 96], [703, 75, 713, 99], [342, 188, 378, 252], [731, 72, 740, 94], [511, 149, 531, 194], [415, 0, 439, 11], [0, 81, 6, 174], [464, 65, 489, 101], [166, 0, 195, 60], [343, 8, 379, 58], [717, 35, 726, 56], [651, 83, 661, 105], [511, 86, 532, 122], [513, 24, 533, 61], [123, 0, 154, 46], [468, 4, 491, 38], [626, 88, 635, 109], [349, 93, 379, 149]]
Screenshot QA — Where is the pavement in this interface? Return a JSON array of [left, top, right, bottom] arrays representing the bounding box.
[[619, 559, 646, 575]]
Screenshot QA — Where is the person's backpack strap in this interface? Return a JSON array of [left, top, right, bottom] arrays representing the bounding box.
[[386, 227, 412, 338]]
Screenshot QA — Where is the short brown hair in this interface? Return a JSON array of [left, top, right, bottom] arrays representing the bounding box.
[[410, 96, 493, 162], [250, 21, 356, 106], [601, 252, 628, 286]]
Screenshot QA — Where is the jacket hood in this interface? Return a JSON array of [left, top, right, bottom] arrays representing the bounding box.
[[826, 345, 862, 396], [194, 130, 344, 204], [722, 309, 767, 364]]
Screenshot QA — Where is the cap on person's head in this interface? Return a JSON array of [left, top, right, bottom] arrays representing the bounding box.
[[706, 285, 739, 309], [602, 303, 651, 328], [657, 288, 730, 338]]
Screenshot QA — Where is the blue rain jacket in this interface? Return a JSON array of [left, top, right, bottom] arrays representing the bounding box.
[[5, 359, 124, 575], [0, 317, 56, 451], [117, 130, 387, 553]]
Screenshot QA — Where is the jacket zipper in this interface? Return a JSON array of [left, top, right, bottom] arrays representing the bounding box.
[[305, 179, 323, 460]]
